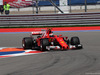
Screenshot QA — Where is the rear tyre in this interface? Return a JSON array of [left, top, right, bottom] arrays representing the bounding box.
[[40, 38, 49, 51], [70, 36, 80, 45], [22, 37, 33, 49]]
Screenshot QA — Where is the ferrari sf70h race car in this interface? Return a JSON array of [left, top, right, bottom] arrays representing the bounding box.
[[22, 29, 83, 51]]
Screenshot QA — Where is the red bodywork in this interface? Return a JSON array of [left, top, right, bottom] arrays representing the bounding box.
[[55, 37, 69, 49], [31, 29, 69, 50]]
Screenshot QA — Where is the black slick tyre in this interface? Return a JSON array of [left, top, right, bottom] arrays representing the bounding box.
[[22, 37, 33, 49], [40, 38, 49, 51], [70, 36, 80, 45]]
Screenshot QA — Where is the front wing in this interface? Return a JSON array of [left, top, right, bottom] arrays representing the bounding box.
[[46, 44, 83, 50]]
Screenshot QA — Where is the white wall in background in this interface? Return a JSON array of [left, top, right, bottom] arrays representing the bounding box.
[[59, 0, 69, 13], [59, 0, 68, 6]]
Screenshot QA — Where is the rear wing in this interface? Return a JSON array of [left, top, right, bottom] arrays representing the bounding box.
[[31, 31, 45, 35]]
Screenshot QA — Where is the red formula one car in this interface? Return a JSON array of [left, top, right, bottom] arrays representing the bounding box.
[[22, 29, 83, 51]]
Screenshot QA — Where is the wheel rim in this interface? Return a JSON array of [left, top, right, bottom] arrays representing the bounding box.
[[22, 40, 25, 48], [40, 44, 43, 51]]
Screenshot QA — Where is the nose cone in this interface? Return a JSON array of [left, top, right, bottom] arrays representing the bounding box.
[[62, 45, 69, 50], [56, 37, 69, 50]]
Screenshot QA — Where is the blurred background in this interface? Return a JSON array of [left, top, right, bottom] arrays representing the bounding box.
[[1, 0, 100, 14]]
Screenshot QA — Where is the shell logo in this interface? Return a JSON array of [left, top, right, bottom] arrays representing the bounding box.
[[61, 41, 64, 43]]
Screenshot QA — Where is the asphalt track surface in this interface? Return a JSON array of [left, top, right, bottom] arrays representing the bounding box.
[[0, 31, 100, 75]]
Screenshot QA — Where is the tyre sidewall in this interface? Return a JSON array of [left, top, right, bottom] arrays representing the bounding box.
[[70, 37, 80, 45], [22, 37, 33, 49]]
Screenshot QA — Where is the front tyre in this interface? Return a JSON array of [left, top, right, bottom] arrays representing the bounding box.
[[22, 37, 33, 49], [70, 36, 80, 45], [40, 38, 49, 51], [70, 36, 83, 49]]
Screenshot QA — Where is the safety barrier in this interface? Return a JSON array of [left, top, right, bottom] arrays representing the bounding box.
[[0, 12, 100, 27]]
